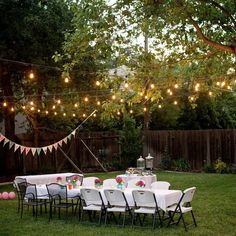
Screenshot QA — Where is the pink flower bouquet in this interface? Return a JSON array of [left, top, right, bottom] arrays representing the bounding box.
[[136, 180, 145, 188], [94, 178, 103, 185], [56, 176, 62, 183], [115, 176, 123, 184]]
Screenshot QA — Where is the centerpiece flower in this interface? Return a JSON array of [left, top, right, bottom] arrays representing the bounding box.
[[94, 178, 103, 188], [136, 180, 145, 188], [115, 176, 124, 189], [56, 176, 62, 183]]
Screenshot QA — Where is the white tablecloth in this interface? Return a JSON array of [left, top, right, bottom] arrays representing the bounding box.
[[117, 174, 157, 188], [26, 185, 181, 212], [15, 173, 82, 185]]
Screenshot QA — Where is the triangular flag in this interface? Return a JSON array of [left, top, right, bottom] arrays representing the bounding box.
[[25, 147, 31, 155], [3, 138, 9, 147], [67, 134, 72, 140], [48, 145, 54, 153], [42, 147, 48, 155], [36, 148, 41, 155], [9, 141, 15, 150], [71, 130, 76, 137], [53, 143, 59, 150], [31, 148, 37, 156], [20, 146, 25, 154], [14, 144, 20, 152], [58, 140, 63, 146], [0, 134, 5, 142], [63, 137, 68, 144]]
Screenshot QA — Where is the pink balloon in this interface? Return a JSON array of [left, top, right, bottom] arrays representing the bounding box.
[[0, 193, 2, 199], [8, 192, 16, 199], [2, 192, 9, 200]]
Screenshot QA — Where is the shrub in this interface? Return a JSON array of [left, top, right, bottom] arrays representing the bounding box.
[[173, 158, 191, 172], [203, 164, 215, 173], [214, 158, 227, 174], [160, 147, 172, 170]]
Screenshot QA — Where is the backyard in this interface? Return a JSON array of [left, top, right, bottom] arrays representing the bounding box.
[[0, 171, 235, 236]]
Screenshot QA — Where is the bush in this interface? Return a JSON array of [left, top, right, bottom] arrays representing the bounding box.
[[160, 147, 172, 170], [173, 158, 191, 172], [214, 158, 227, 174], [203, 164, 216, 173]]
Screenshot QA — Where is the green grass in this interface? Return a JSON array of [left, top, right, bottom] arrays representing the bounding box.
[[0, 171, 236, 236]]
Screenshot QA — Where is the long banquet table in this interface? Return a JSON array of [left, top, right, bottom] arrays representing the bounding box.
[[15, 173, 82, 185], [26, 185, 182, 212]]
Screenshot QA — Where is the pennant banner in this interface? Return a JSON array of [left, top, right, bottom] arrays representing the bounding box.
[[0, 123, 79, 157]]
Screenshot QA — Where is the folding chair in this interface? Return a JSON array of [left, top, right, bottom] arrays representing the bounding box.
[[167, 187, 197, 231], [80, 188, 106, 225], [132, 189, 162, 229], [150, 181, 171, 190], [104, 189, 132, 227], [46, 183, 74, 220]]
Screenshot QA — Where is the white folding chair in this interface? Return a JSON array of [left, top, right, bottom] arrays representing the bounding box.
[[167, 187, 197, 231], [127, 179, 146, 189], [82, 177, 99, 187], [132, 189, 162, 228], [150, 181, 171, 190], [103, 179, 117, 188], [80, 188, 106, 225], [104, 189, 132, 227]]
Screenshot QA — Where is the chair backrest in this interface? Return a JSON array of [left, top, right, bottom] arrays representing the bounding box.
[[14, 177, 27, 191], [104, 189, 127, 207], [82, 177, 98, 187], [127, 179, 146, 189], [66, 174, 83, 186], [132, 189, 157, 208], [81, 188, 103, 206], [46, 183, 68, 200], [103, 179, 117, 188], [24, 183, 38, 199], [17, 181, 28, 199], [181, 187, 196, 206], [150, 181, 171, 190]]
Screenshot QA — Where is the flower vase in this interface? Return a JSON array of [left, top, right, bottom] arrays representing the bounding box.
[[117, 183, 123, 190]]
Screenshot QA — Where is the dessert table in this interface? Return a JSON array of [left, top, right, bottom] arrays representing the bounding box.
[[15, 173, 83, 185]]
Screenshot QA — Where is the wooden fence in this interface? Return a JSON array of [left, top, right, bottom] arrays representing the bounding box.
[[1, 129, 236, 176], [143, 129, 236, 170]]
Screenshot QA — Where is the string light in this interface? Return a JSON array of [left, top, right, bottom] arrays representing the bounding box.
[[30, 101, 34, 106], [37, 109, 41, 113], [112, 95, 116, 100], [72, 113, 76, 117], [158, 104, 162, 109], [30, 107, 34, 111], [144, 107, 147, 112], [54, 112, 57, 115], [169, 91, 173, 95], [3, 102, 7, 107], [22, 106, 26, 109], [52, 105, 56, 109], [174, 84, 179, 88], [74, 103, 78, 108], [216, 81, 220, 86], [96, 81, 100, 86], [57, 99, 61, 104], [221, 81, 225, 87], [120, 98, 124, 103], [150, 84, 155, 89], [97, 101, 101, 106], [117, 111, 120, 115], [174, 101, 178, 105], [145, 95, 148, 99], [129, 109, 133, 114], [209, 91, 213, 96], [83, 113, 86, 117], [93, 113, 96, 117], [84, 97, 88, 102], [29, 71, 35, 79], [63, 113, 66, 116], [10, 107, 14, 112], [64, 77, 69, 83], [124, 83, 129, 88], [45, 110, 49, 115]]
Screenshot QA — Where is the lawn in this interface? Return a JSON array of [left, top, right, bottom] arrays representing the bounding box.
[[0, 171, 235, 236]]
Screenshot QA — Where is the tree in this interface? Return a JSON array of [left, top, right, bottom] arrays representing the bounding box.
[[0, 0, 74, 174]]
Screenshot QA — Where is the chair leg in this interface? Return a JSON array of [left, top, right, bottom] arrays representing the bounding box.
[[191, 211, 197, 227], [131, 212, 136, 228], [152, 213, 156, 229], [104, 211, 108, 226], [181, 214, 188, 231], [122, 211, 126, 227]]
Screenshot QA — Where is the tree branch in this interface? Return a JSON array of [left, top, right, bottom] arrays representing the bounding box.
[[176, 0, 236, 55]]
